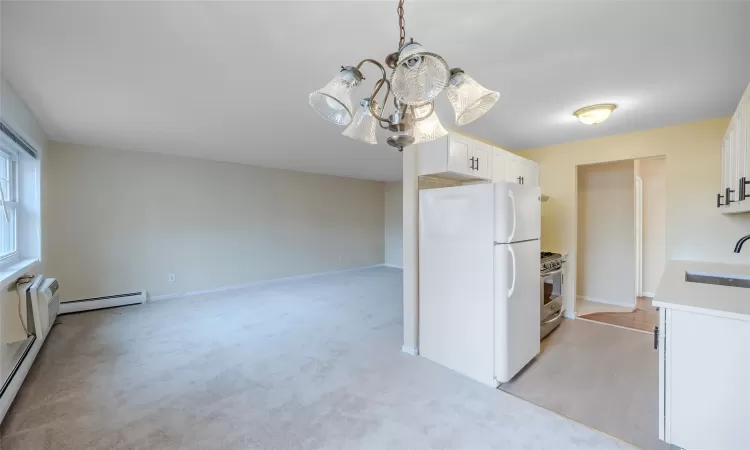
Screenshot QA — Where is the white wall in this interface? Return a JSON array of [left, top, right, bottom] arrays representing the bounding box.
[[44, 142, 385, 301], [384, 181, 403, 268], [577, 160, 635, 306], [402, 146, 419, 354], [640, 157, 666, 295], [520, 117, 750, 317], [0, 77, 47, 152]]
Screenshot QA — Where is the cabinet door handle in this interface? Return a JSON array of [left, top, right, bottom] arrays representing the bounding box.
[[740, 177, 750, 201], [717, 192, 725, 208], [476, 158, 479, 171], [517, 176, 522, 184], [726, 187, 736, 205], [653, 326, 659, 350], [469, 157, 476, 170]]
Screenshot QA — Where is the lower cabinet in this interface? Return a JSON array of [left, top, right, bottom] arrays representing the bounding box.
[[659, 308, 750, 449]]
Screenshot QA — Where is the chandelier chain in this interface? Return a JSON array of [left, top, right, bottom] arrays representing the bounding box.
[[397, 0, 406, 48]]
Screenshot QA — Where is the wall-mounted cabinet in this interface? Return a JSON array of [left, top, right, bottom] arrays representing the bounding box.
[[419, 133, 488, 180], [496, 151, 539, 187], [419, 132, 538, 186], [718, 82, 750, 214]]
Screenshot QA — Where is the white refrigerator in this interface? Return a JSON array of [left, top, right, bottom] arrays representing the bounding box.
[[419, 182, 541, 387]]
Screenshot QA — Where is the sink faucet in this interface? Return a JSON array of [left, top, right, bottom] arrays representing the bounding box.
[[734, 234, 750, 253]]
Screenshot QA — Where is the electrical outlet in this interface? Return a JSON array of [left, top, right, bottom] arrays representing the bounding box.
[[168, 274, 176, 282]]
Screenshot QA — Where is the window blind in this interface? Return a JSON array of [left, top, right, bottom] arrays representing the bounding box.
[[0, 122, 38, 159]]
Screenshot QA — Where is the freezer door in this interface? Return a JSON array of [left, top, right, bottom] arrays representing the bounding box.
[[419, 184, 497, 387], [420, 184, 495, 245], [494, 182, 541, 244], [494, 239, 541, 383]]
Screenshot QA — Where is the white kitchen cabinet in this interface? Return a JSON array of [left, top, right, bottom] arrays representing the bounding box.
[[419, 133, 538, 185], [505, 154, 524, 185], [719, 81, 750, 214], [503, 153, 539, 187], [471, 141, 491, 180], [491, 149, 539, 187], [658, 307, 750, 448], [492, 150, 509, 182], [522, 159, 540, 187], [419, 133, 483, 180]]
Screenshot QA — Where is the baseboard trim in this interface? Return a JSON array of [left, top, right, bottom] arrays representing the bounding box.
[[640, 292, 655, 298], [148, 264, 388, 302], [382, 264, 404, 269], [401, 345, 418, 356], [59, 293, 145, 315], [576, 295, 634, 309]]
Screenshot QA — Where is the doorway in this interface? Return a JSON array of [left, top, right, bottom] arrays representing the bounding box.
[[499, 157, 670, 450], [574, 157, 665, 332]]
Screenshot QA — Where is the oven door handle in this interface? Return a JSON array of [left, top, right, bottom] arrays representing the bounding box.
[[542, 307, 565, 325], [541, 268, 563, 277]]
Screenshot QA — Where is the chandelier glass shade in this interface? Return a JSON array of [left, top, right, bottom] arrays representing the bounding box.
[[390, 41, 450, 106], [410, 103, 448, 144], [308, 0, 499, 151], [342, 98, 379, 144], [446, 69, 501, 126], [309, 68, 363, 125]]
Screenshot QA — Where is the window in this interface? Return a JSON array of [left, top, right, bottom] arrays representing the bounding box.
[[0, 145, 18, 260]]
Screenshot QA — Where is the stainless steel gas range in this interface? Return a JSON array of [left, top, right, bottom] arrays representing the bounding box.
[[541, 252, 565, 339]]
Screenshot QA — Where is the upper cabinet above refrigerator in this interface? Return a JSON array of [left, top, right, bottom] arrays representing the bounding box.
[[494, 151, 539, 187], [418, 132, 538, 185], [718, 81, 750, 214]]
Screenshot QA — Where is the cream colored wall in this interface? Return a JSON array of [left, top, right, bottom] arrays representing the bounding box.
[[519, 117, 750, 316], [577, 160, 635, 306], [641, 157, 666, 295], [384, 181, 403, 268], [44, 142, 385, 301]]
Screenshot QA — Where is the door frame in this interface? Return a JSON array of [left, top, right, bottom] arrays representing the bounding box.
[[635, 175, 643, 298]]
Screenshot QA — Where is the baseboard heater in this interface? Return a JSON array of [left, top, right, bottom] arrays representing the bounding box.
[[58, 292, 145, 315]]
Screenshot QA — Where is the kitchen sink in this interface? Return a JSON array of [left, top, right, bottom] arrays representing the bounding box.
[[685, 272, 750, 289]]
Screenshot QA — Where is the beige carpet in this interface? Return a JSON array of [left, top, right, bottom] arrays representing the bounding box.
[[1, 267, 629, 449], [501, 318, 672, 450]]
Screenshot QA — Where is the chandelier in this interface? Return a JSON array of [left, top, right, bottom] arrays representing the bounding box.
[[308, 0, 500, 151]]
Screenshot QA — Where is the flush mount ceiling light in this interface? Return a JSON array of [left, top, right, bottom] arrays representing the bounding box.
[[573, 104, 617, 125], [309, 0, 500, 151]]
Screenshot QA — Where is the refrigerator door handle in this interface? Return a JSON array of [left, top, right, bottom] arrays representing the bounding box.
[[508, 190, 517, 242], [508, 245, 517, 298]]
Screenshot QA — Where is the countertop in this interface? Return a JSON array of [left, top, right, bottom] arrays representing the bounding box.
[[653, 260, 750, 321]]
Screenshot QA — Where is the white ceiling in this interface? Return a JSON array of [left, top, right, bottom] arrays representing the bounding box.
[[3, 1, 750, 181]]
